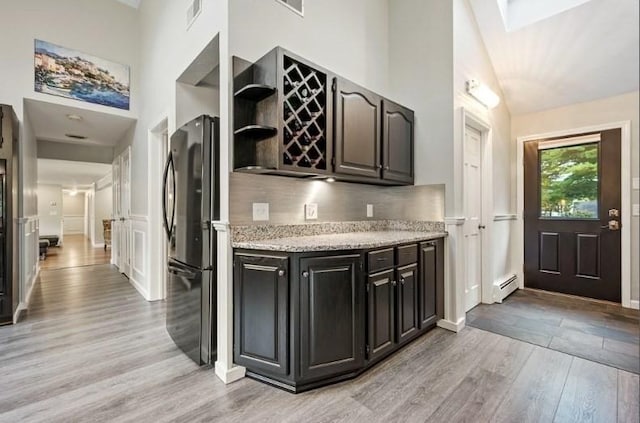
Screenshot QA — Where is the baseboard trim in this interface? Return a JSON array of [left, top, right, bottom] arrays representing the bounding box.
[[92, 242, 105, 248], [493, 274, 518, 303], [215, 362, 246, 384], [14, 268, 41, 323], [630, 300, 639, 310], [128, 275, 150, 301], [437, 317, 465, 333]]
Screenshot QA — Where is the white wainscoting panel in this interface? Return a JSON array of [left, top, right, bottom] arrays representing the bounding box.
[[129, 215, 150, 300], [63, 215, 84, 234], [16, 216, 40, 322]]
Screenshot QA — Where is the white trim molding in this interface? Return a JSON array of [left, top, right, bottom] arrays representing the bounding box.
[[516, 120, 633, 308], [630, 300, 639, 310], [15, 216, 40, 323]]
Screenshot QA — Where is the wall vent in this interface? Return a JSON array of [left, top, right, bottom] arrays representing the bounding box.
[[187, 0, 202, 28], [276, 0, 304, 17]]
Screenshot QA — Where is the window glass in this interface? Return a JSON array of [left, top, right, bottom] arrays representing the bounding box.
[[540, 142, 598, 218]]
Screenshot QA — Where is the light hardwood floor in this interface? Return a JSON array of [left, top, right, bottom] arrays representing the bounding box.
[[0, 265, 637, 422], [40, 234, 111, 270]]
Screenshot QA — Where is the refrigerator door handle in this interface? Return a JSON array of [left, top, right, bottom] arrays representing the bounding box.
[[162, 152, 175, 241]]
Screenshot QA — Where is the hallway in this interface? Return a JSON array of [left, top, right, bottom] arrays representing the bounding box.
[[0, 265, 637, 422], [40, 234, 111, 270]]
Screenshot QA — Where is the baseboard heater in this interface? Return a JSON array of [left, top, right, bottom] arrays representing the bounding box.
[[494, 274, 518, 303]]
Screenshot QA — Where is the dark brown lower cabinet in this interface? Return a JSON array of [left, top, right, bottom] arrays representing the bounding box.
[[233, 237, 444, 393], [233, 253, 289, 376], [419, 239, 445, 329], [367, 269, 395, 361], [299, 255, 364, 380], [396, 263, 419, 344]]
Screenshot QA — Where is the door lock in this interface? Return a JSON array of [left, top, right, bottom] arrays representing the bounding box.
[[601, 220, 620, 231], [608, 208, 620, 217]]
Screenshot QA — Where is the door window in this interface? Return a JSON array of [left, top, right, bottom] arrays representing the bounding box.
[[539, 142, 599, 219]]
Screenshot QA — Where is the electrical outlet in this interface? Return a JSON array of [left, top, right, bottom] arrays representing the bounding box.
[[366, 204, 374, 218], [252, 203, 269, 221], [633, 204, 640, 217], [305, 203, 318, 220]]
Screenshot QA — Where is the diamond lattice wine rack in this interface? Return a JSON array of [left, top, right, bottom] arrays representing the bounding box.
[[232, 47, 332, 176], [282, 56, 327, 171]]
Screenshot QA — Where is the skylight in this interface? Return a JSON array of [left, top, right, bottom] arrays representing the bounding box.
[[498, 0, 594, 32]]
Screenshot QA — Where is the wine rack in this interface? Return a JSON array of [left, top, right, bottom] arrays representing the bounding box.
[[282, 56, 328, 170]]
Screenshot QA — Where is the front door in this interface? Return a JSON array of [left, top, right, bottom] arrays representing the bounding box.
[[464, 126, 482, 311], [524, 130, 621, 302]]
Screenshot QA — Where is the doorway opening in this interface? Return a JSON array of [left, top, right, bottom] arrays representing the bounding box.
[[37, 159, 113, 270], [516, 121, 633, 308]]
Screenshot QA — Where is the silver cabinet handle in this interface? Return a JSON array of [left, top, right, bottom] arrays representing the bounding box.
[[400, 277, 405, 285], [302, 271, 309, 278], [391, 280, 397, 286], [278, 269, 285, 276]]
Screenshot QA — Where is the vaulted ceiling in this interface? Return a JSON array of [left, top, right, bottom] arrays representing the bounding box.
[[469, 0, 639, 115]]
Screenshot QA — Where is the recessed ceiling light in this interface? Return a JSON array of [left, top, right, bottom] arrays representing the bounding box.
[[66, 114, 83, 121], [65, 133, 87, 140]]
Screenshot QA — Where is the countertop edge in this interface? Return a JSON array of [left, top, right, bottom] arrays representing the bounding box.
[[231, 231, 448, 252]]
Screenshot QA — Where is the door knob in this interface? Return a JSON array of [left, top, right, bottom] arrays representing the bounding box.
[[601, 220, 620, 231]]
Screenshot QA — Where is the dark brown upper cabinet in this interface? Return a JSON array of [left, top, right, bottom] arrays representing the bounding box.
[[382, 99, 414, 184], [232, 47, 414, 185], [333, 77, 382, 179], [232, 47, 333, 176]]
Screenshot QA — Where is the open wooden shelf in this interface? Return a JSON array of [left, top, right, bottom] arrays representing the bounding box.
[[234, 84, 276, 101], [234, 125, 278, 140]]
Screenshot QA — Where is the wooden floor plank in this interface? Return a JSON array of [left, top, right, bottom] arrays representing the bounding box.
[[618, 370, 640, 423], [490, 347, 573, 423], [553, 357, 618, 423], [0, 265, 635, 422]]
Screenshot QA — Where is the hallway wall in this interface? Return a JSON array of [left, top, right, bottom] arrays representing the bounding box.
[[62, 192, 85, 235], [37, 184, 63, 239]]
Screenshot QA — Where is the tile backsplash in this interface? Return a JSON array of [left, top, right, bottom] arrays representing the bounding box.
[[229, 172, 444, 225]]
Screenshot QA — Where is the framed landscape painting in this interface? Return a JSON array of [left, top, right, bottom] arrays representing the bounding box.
[[34, 39, 130, 110]]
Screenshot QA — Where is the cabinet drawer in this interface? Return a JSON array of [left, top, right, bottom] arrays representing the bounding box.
[[367, 248, 395, 273], [396, 244, 417, 266]]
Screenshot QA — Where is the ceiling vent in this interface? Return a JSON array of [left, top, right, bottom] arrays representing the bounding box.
[[187, 0, 202, 28], [65, 133, 87, 140], [276, 0, 304, 16]]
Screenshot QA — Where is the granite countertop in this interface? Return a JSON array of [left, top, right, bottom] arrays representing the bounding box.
[[232, 230, 447, 252]]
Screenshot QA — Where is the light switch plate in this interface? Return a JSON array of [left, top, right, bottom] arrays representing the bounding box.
[[633, 204, 640, 217], [633, 177, 640, 190], [252, 203, 269, 221], [305, 203, 318, 220], [366, 204, 374, 218]]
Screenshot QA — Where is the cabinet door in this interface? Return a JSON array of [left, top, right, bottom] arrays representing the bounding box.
[[334, 77, 381, 178], [382, 99, 414, 184], [299, 254, 364, 380], [234, 253, 289, 376], [397, 263, 419, 344], [419, 240, 444, 329], [367, 269, 395, 361]]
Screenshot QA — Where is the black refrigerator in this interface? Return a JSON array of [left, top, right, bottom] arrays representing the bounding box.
[[163, 115, 219, 365]]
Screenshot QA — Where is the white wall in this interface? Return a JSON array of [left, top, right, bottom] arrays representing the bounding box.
[[389, 0, 455, 210], [453, 0, 515, 290], [62, 192, 85, 235], [37, 184, 63, 239], [93, 185, 112, 245], [512, 91, 640, 302], [0, 0, 139, 122], [229, 0, 389, 95]]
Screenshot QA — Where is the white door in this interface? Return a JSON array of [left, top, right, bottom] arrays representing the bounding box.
[[112, 157, 121, 269], [464, 126, 483, 311], [120, 147, 132, 277]]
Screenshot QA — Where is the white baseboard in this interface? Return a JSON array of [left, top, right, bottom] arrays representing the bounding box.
[[437, 317, 466, 333], [630, 300, 639, 310], [128, 275, 150, 301], [493, 274, 518, 303], [215, 362, 246, 384], [92, 242, 105, 248], [13, 267, 41, 324]]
